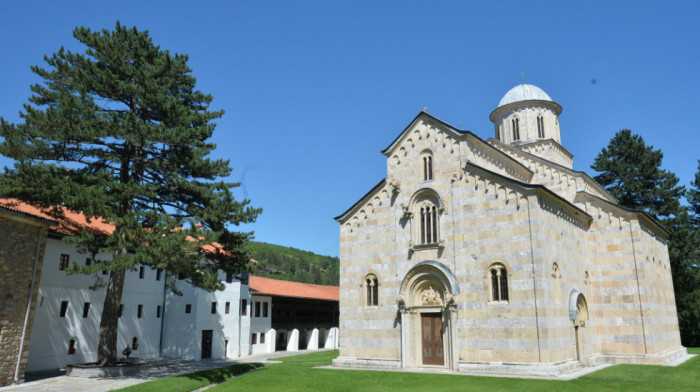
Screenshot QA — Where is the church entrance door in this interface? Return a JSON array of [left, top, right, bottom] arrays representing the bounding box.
[[421, 313, 444, 366]]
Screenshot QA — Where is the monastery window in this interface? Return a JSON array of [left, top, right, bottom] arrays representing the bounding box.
[[252, 333, 257, 344], [512, 118, 520, 141], [489, 264, 509, 302], [157, 305, 161, 318], [59, 300, 69, 317], [102, 269, 108, 275], [263, 302, 269, 317], [59, 254, 70, 271], [119, 304, 124, 318], [537, 115, 545, 138], [364, 274, 379, 307], [82, 302, 90, 318], [211, 302, 217, 314], [132, 337, 139, 350], [185, 304, 192, 314], [137, 304, 143, 318], [496, 124, 501, 140], [409, 190, 443, 250], [85, 258, 92, 266], [139, 266, 145, 279], [421, 151, 434, 181], [156, 268, 162, 281], [260, 332, 265, 344], [241, 299, 248, 316], [255, 302, 261, 317], [225, 302, 231, 314], [552, 263, 562, 304], [419, 202, 439, 245], [68, 339, 76, 355], [226, 272, 233, 283]]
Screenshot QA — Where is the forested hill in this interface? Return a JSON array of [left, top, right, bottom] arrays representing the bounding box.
[[246, 241, 339, 286]]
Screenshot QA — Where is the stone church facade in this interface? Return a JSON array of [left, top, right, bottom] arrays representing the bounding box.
[[333, 84, 688, 376]]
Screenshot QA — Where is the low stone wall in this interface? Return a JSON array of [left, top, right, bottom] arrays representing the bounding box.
[[66, 362, 141, 378]]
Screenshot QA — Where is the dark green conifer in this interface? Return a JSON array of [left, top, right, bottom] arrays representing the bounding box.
[[592, 130, 699, 346], [591, 129, 684, 219], [688, 160, 700, 226], [0, 23, 260, 365]]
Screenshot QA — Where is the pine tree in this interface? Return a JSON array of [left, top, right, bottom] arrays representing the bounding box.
[[591, 129, 684, 219], [592, 130, 699, 345], [0, 23, 260, 365], [688, 160, 700, 226]]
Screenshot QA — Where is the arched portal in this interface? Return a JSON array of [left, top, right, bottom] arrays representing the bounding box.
[[569, 290, 589, 363], [398, 261, 459, 370]]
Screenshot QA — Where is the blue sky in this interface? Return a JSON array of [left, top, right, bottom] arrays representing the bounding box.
[[1, 1, 698, 257]]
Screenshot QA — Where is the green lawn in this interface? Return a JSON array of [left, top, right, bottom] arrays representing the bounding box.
[[210, 348, 700, 392], [113, 362, 263, 392]]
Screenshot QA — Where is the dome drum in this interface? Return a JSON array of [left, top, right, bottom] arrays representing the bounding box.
[[490, 83, 563, 148]]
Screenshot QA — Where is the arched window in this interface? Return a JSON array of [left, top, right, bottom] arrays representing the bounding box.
[[496, 124, 501, 140], [537, 115, 545, 138], [364, 274, 379, 307], [419, 202, 438, 245], [512, 118, 520, 141], [421, 152, 433, 181], [489, 264, 508, 302]]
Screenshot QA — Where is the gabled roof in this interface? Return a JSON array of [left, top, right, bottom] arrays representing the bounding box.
[[335, 111, 533, 223], [381, 111, 470, 156], [249, 275, 339, 302], [334, 178, 386, 222]]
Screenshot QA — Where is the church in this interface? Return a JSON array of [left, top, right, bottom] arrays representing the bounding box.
[[333, 83, 688, 376]]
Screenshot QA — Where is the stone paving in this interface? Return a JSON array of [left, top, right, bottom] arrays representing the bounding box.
[[0, 350, 308, 392]]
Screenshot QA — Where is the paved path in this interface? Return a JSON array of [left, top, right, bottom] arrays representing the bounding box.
[[0, 350, 313, 392]]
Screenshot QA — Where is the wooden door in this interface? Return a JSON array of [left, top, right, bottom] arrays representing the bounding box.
[[201, 330, 213, 359], [421, 313, 444, 366]]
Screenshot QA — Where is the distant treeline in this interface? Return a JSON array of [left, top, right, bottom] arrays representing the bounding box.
[[246, 241, 339, 286]]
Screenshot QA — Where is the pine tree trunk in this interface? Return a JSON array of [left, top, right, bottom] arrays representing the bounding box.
[[96, 264, 126, 366]]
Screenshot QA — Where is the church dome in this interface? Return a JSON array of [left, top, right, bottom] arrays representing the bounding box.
[[498, 84, 553, 107]]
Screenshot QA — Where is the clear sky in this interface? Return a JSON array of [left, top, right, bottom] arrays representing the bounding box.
[[1, 1, 698, 257]]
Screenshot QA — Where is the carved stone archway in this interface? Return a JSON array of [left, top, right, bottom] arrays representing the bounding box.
[[397, 261, 459, 370], [569, 290, 589, 364]]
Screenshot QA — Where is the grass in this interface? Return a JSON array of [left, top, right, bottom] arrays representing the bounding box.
[[209, 348, 700, 392], [113, 362, 263, 392]]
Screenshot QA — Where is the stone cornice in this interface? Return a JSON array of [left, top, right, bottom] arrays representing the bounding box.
[[334, 179, 388, 224], [465, 134, 533, 183], [465, 163, 592, 230], [489, 99, 562, 122], [515, 138, 573, 160], [381, 112, 467, 157], [574, 191, 669, 240], [488, 138, 617, 203]]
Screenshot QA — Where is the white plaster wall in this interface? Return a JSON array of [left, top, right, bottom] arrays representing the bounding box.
[[162, 273, 251, 360], [26, 238, 164, 371], [249, 295, 272, 354]]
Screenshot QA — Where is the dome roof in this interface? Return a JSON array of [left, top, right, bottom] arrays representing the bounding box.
[[498, 84, 553, 107]]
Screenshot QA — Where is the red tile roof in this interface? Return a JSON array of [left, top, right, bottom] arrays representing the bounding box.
[[0, 199, 254, 262], [249, 276, 339, 302], [0, 199, 114, 236]]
